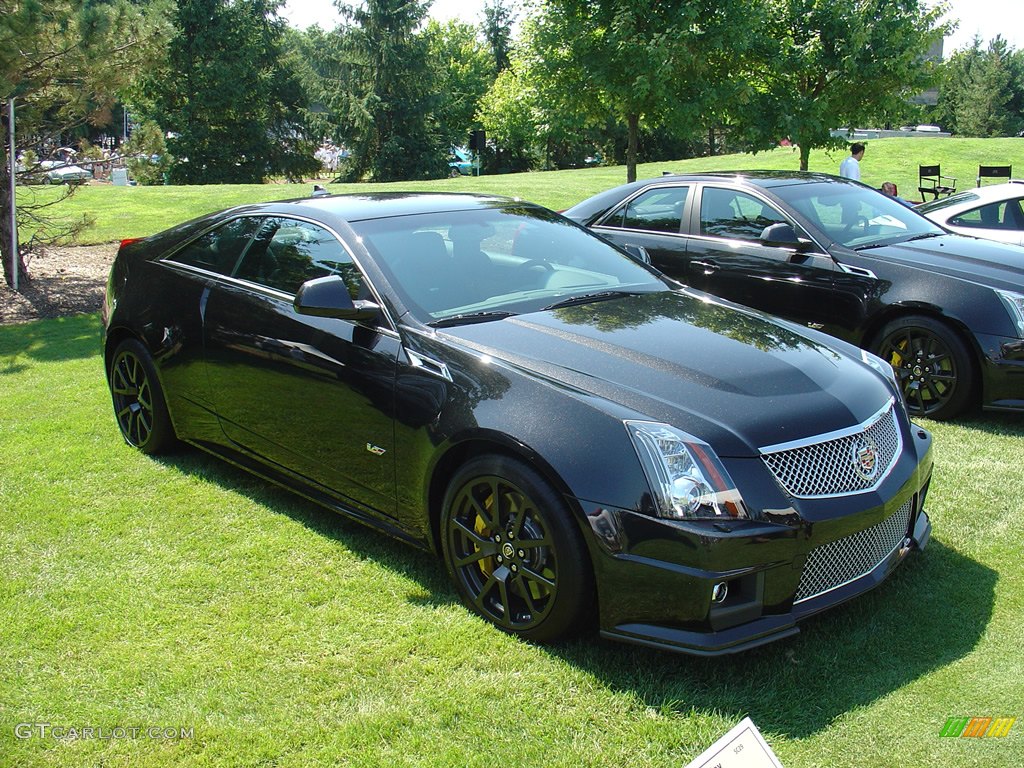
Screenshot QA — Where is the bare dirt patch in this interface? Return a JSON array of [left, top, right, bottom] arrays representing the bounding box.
[[1, 244, 119, 325]]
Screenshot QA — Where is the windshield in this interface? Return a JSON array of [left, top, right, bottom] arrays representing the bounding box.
[[774, 181, 945, 249], [350, 204, 667, 325]]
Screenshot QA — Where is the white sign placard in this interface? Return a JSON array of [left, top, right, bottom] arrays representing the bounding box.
[[684, 717, 784, 768]]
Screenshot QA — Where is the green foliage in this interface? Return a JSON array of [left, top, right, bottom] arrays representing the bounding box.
[[481, 0, 516, 74], [475, 66, 542, 172], [737, 0, 947, 170], [424, 20, 494, 151], [123, 120, 174, 185], [525, 0, 755, 182], [151, 0, 319, 184], [935, 36, 1024, 137], [327, 0, 446, 181], [0, 0, 168, 287]]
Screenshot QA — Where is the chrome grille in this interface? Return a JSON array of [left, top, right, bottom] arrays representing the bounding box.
[[760, 400, 902, 498], [795, 499, 913, 603]]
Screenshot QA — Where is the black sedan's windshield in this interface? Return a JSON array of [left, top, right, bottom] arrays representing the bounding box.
[[774, 181, 945, 249], [351, 204, 667, 324]]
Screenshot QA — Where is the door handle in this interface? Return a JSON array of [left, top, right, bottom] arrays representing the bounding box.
[[691, 259, 720, 275]]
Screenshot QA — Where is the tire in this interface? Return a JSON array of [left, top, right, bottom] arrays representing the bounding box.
[[441, 455, 593, 643], [108, 338, 177, 454], [449, 167, 461, 178], [872, 315, 975, 420]]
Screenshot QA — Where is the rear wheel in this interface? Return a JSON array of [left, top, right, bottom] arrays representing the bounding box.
[[108, 339, 177, 454], [441, 455, 592, 642], [873, 315, 974, 420]]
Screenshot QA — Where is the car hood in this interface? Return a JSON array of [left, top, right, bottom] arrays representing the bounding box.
[[440, 291, 894, 457], [863, 235, 1024, 291]]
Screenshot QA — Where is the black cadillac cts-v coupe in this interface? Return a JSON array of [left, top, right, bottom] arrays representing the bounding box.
[[103, 193, 933, 655]]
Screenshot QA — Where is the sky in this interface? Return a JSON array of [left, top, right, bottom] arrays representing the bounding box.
[[280, 0, 1023, 54]]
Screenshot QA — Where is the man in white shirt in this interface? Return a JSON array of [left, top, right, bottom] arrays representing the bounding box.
[[839, 143, 865, 180]]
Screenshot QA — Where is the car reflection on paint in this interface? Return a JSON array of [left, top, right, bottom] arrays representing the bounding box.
[[103, 192, 933, 655]]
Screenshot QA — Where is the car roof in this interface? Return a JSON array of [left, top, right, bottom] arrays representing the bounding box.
[[917, 181, 1024, 215], [650, 170, 844, 188], [219, 192, 521, 225]]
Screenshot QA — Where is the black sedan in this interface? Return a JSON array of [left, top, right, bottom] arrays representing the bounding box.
[[103, 192, 933, 655], [564, 172, 1024, 420]]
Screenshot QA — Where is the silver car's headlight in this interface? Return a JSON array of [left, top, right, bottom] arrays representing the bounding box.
[[996, 289, 1024, 338], [625, 421, 749, 520]]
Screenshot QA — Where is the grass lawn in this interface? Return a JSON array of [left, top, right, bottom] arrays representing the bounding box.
[[19, 137, 1024, 245], [1, 314, 1022, 767]]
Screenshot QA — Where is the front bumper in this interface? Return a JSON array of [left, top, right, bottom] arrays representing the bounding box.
[[600, 509, 930, 656], [580, 428, 934, 656]]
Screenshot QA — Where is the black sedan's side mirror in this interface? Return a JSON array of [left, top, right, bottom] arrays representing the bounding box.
[[294, 276, 380, 321], [760, 222, 813, 251]]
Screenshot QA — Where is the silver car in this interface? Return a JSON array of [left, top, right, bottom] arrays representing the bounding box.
[[917, 181, 1024, 246]]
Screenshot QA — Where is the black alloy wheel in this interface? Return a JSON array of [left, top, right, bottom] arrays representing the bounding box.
[[109, 339, 176, 454], [874, 315, 974, 420], [441, 456, 592, 642]]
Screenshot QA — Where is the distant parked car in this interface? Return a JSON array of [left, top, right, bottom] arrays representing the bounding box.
[[917, 182, 1024, 246], [448, 147, 473, 177], [42, 161, 93, 185], [564, 171, 1024, 420]]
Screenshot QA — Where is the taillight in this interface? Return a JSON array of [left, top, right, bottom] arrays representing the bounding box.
[[119, 238, 142, 249]]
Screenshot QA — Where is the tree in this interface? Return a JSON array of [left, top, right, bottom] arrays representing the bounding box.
[[150, 0, 318, 184], [527, 0, 754, 182], [329, 0, 445, 181], [737, 0, 947, 170], [1, 0, 167, 288], [936, 36, 1024, 137], [481, 0, 516, 75], [423, 20, 494, 151]]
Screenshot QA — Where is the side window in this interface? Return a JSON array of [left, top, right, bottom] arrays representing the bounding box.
[[699, 187, 787, 241], [166, 217, 261, 275], [950, 201, 1016, 230], [606, 187, 689, 233], [233, 218, 364, 298]]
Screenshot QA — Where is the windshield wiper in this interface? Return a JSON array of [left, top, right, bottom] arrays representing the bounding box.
[[904, 232, 945, 242], [428, 311, 517, 328], [540, 290, 640, 311]]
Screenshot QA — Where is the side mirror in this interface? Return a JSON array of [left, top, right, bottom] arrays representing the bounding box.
[[760, 222, 812, 251], [294, 276, 380, 321]]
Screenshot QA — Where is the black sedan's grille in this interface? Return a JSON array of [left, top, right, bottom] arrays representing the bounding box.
[[760, 401, 902, 498], [794, 499, 913, 603]]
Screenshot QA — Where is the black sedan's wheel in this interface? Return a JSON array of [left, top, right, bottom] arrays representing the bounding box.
[[874, 315, 974, 420], [441, 456, 592, 642], [109, 339, 176, 454]]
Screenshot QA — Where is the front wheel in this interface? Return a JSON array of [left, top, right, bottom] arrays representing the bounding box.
[[441, 455, 592, 643], [873, 315, 975, 420], [108, 338, 177, 454]]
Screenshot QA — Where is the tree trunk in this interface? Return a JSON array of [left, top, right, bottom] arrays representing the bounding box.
[[708, 127, 716, 156], [0, 166, 27, 290], [626, 113, 638, 183], [799, 143, 810, 172]]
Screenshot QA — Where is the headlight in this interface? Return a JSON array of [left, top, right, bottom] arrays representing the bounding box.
[[625, 421, 749, 520], [996, 289, 1024, 338]]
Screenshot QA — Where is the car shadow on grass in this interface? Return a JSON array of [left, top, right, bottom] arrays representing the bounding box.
[[156, 448, 996, 741], [544, 537, 996, 739]]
